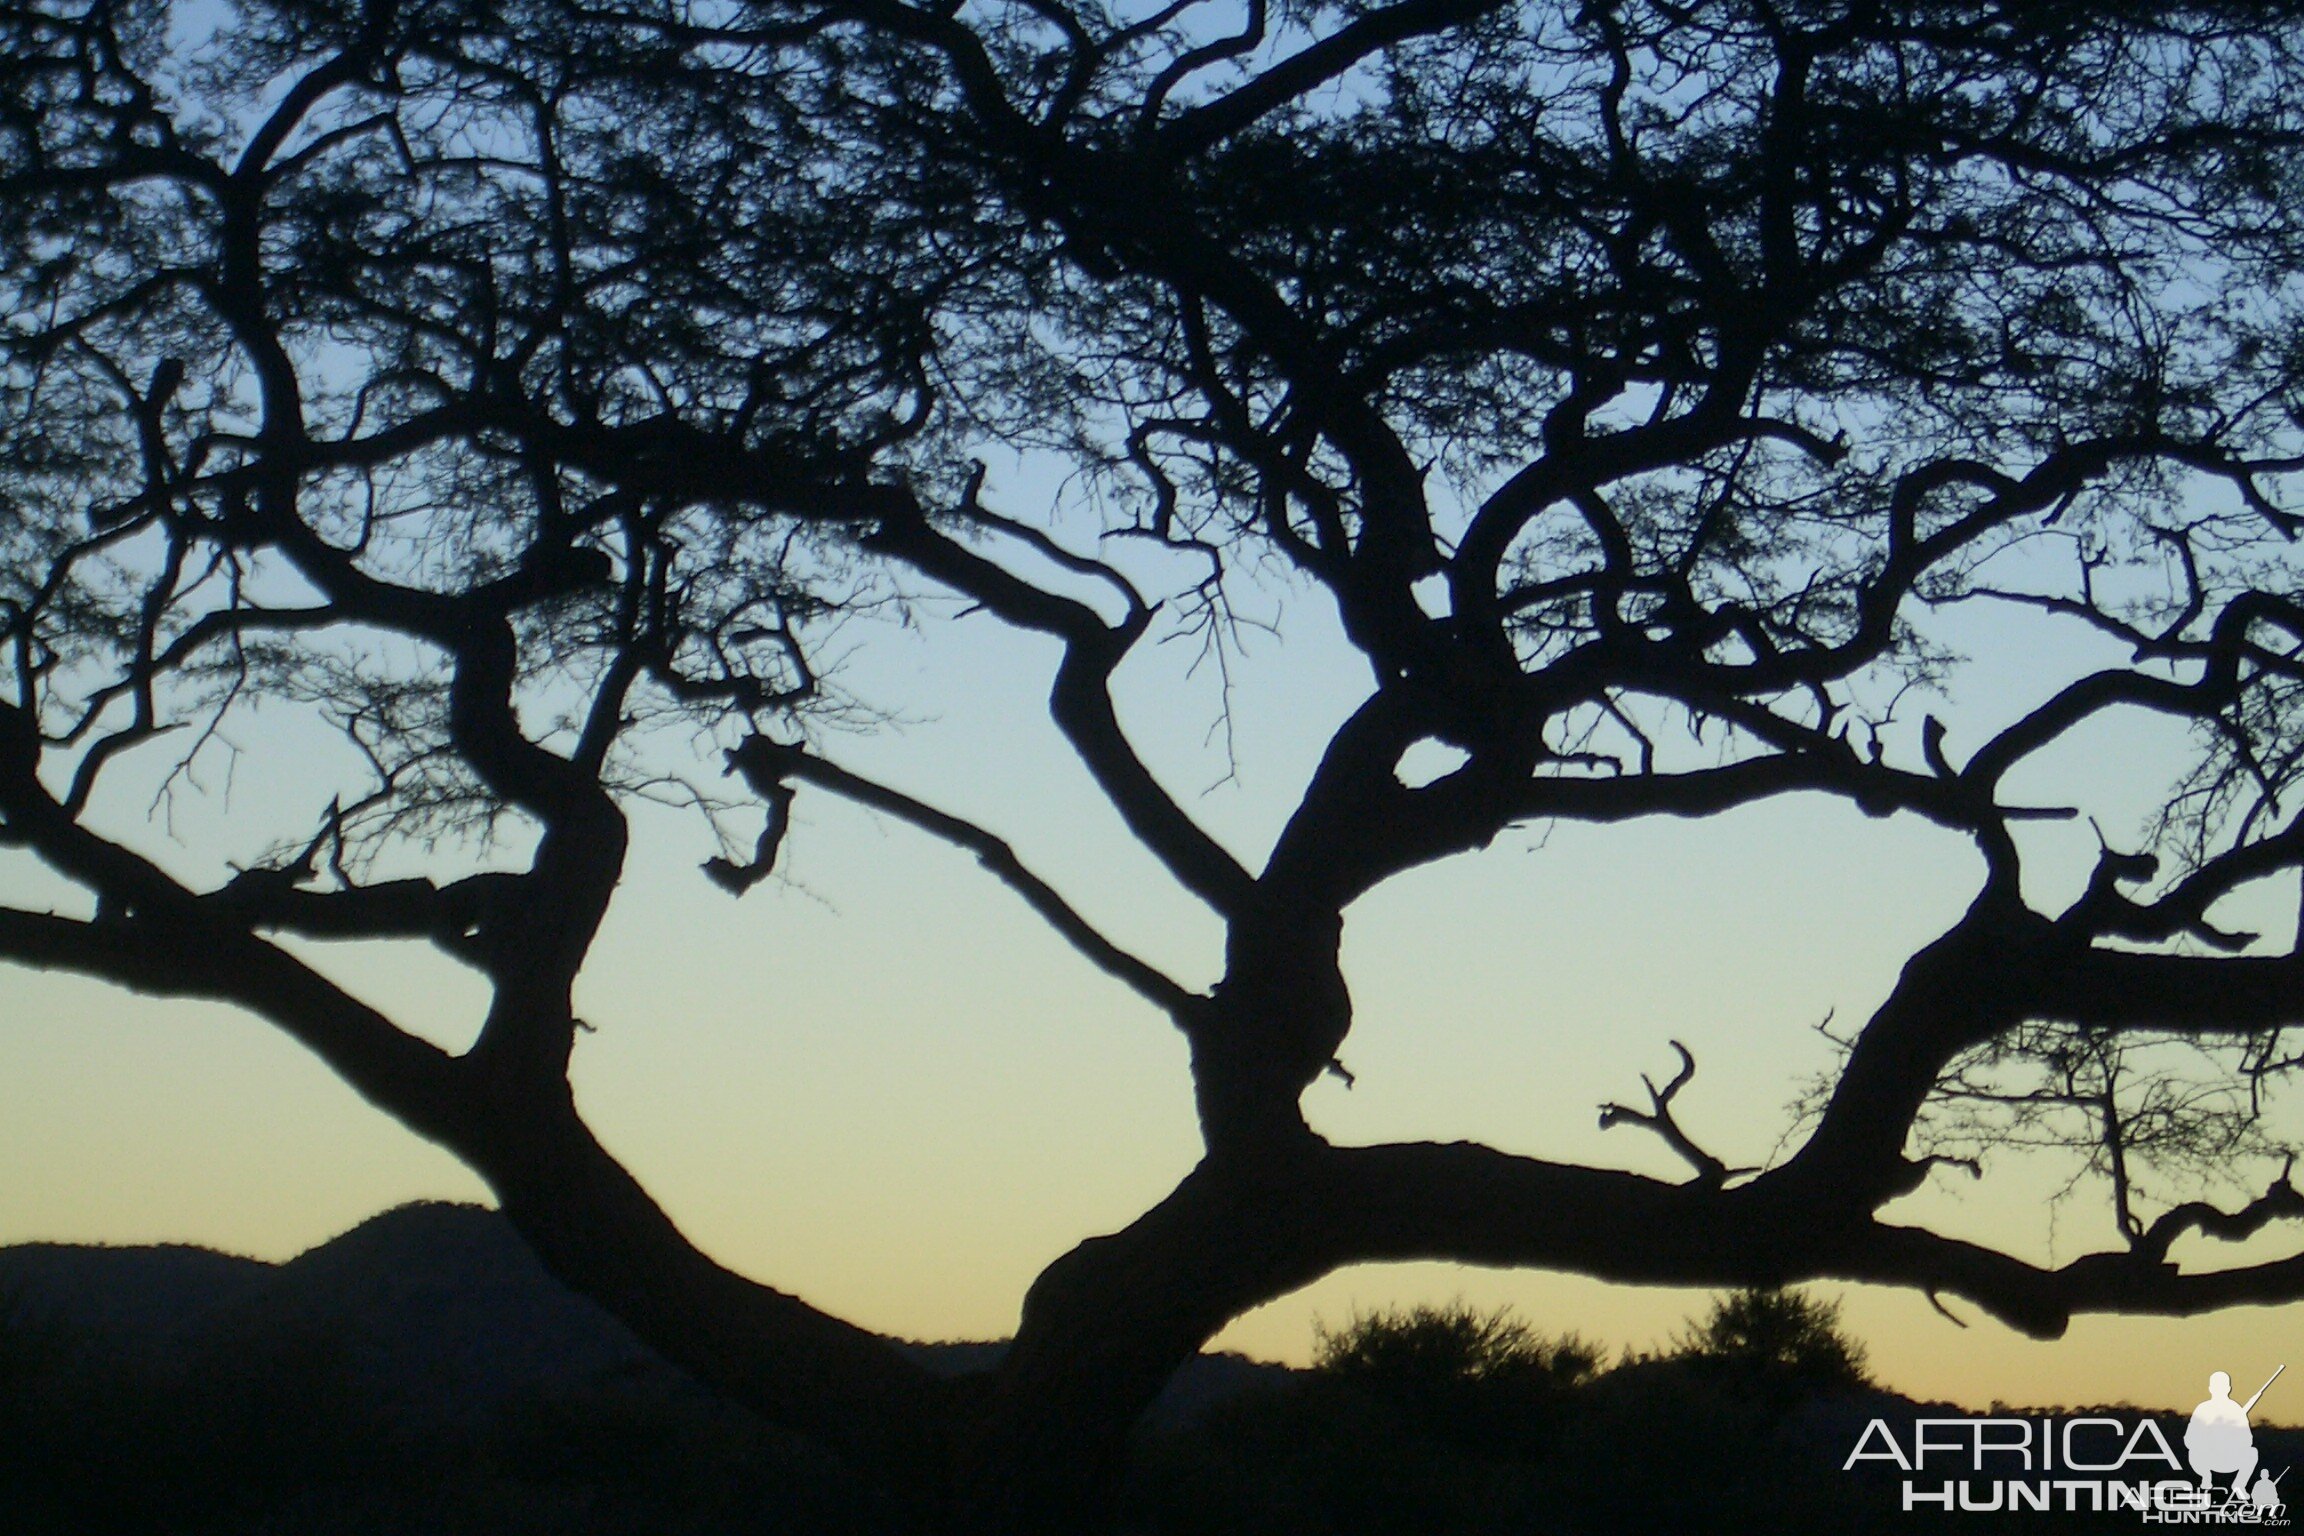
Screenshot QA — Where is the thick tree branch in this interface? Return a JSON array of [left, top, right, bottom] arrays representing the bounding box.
[[1323, 1141, 2304, 1340], [2137, 1162, 2304, 1264], [456, 1086, 947, 1495], [201, 868, 526, 962], [984, 1129, 2304, 1490], [1787, 890, 2304, 1216], [0, 904, 467, 1141]]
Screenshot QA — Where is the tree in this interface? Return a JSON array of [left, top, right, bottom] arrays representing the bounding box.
[[1315, 1302, 1599, 1392], [1313, 1301, 1600, 1453], [1672, 1288, 1870, 1390], [9, 0, 2304, 1527]]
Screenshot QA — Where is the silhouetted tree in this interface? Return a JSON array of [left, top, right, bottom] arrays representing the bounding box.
[[1314, 1302, 1599, 1455], [1316, 1303, 1599, 1393], [10, 0, 2304, 1528], [1673, 1287, 1870, 1390]]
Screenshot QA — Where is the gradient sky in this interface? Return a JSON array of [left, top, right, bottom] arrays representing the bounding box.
[[6, 450, 2302, 1425]]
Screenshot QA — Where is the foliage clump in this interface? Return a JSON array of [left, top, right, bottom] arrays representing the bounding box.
[[1313, 1302, 1598, 1458], [1313, 1301, 1601, 1393], [1670, 1287, 1871, 1389]]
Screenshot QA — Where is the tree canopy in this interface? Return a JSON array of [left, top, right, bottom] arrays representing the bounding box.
[[9, 0, 2304, 1527]]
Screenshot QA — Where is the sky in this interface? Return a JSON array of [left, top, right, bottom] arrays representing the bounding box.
[[5, 479, 2302, 1420]]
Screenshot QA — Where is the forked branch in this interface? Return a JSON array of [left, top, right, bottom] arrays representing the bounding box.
[[1598, 1040, 1752, 1188]]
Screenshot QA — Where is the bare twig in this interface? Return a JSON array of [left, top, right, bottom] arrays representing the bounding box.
[[1598, 1040, 1752, 1188]]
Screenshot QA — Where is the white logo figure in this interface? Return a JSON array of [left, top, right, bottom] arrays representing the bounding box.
[[2187, 1365, 2284, 1504], [2253, 1467, 2287, 1518]]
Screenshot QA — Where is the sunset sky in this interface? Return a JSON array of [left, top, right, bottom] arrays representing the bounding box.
[[6, 462, 2300, 1418]]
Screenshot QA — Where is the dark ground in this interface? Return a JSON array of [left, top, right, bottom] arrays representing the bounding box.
[[3, 1204, 2290, 1534]]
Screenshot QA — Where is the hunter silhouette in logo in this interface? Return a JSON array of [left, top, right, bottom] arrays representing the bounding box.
[[2187, 1365, 2285, 1504], [2254, 1467, 2288, 1518]]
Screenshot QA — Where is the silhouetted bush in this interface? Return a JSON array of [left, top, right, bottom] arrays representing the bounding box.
[[1312, 1301, 1600, 1458], [1670, 1286, 1870, 1389], [1124, 1294, 1903, 1536], [1315, 1302, 1601, 1391]]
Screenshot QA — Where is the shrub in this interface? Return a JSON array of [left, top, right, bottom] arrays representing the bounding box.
[[1314, 1301, 1600, 1391], [1308, 1302, 1600, 1460], [1671, 1287, 1870, 1389]]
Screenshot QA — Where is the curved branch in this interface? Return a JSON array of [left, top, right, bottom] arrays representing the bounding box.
[[982, 1127, 2304, 1495], [867, 508, 1255, 916], [2138, 1162, 2304, 1264], [1788, 890, 2304, 1216], [725, 737, 1202, 1021]]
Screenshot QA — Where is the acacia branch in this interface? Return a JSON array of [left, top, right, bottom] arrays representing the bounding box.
[[2137, 1162, 2304, 1263], [2058, 834, 2276, 952], [0, 693, 466, 1116], [866, 508, 1255, 916], [1319, 1141, 2304, 1340], [725, 737, 1201, 1021], [0, 903, 466, 1138], [1597, 1040, 1751, 1187], [201, 867, 525, 962], [1000, 1133, 2304, 1424], [1154, 0, 1507, 153], [1787, 886, 2304, 1218], [1341, 744, 1969, 903]]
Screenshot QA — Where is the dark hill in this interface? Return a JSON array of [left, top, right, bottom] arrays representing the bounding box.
[[1, 1206, 876, 1534], [0, 1203, 1299, 1534], [2, 1203, 1291, 1439], [0, 1239, 271, 1341]]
